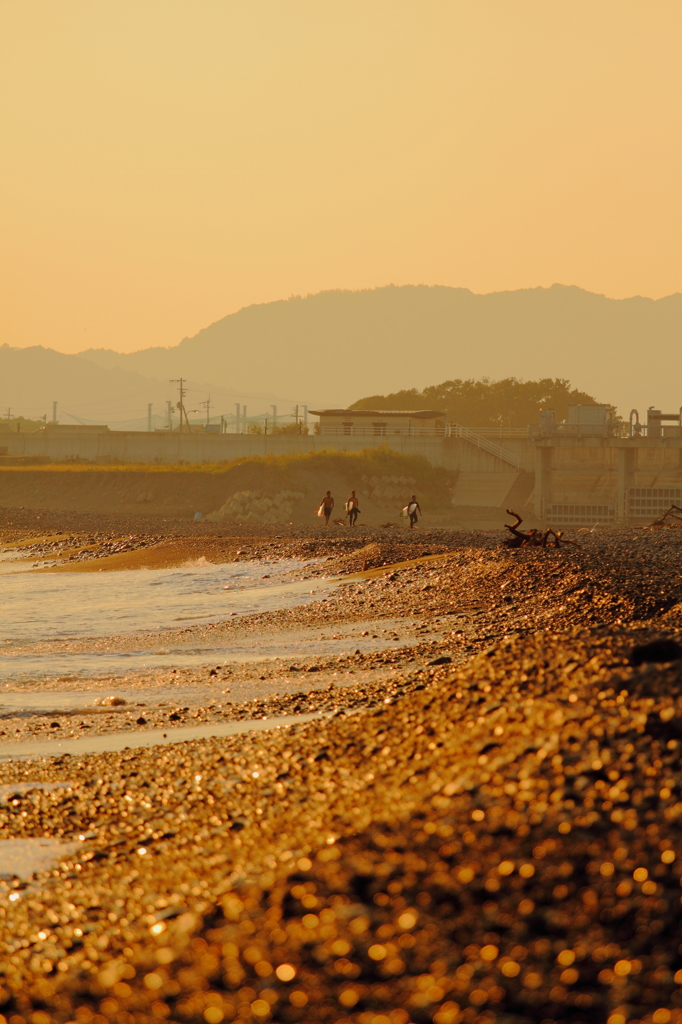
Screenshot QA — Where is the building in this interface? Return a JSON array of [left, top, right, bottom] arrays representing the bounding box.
[[310, 409, 445, 437]]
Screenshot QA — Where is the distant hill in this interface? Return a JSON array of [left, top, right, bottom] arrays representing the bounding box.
[[79, 284, 682, 416], [0, 345, 173, 425], [3, 285, 680, 424], [0, 345, 303, 427]]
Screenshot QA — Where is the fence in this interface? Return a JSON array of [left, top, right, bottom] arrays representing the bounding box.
[[318, 426, 448, 437], [448, 424, 521, 470], [317, 425, 528, 439], [628, 488, 682, 519], [545, 503, 616, 526], [317, 422, 522, 470]]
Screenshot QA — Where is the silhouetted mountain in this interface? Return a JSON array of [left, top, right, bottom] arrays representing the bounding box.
[[79, 284, 682, 415], [0, 345, 173, 424], [0, 345, 309, 427]]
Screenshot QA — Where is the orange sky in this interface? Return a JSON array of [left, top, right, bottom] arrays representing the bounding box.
[[1, 1, 680, 355]]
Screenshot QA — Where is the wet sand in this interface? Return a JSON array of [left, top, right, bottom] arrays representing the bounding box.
[[1, 511, 682, 1023]]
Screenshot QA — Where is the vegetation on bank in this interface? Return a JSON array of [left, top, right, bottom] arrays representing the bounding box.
[[351, 376, 614, 427], [0, 447, 457, 508], [0, 447, 434, 474]]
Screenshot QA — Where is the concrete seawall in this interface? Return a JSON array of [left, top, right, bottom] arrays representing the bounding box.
[[0, 428, 532, 472], [5, 430, 679, 525], [0, 430, 534, 526]]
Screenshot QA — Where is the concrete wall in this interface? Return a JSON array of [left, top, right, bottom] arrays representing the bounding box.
[[0, 429, 544, 520], [534, 437, 682, 522], [0, 428, 535, 473], [1, 429, 444, 466], [450, 469, 519, 507], [6, 428, 681, 523], [550, 445, 619, 506]]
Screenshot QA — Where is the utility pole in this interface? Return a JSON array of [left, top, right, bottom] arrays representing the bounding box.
[[52, 401, 58, 423], [242, 405, 247, 432], [303, 405, 308, 432], [147, 404, 153, 432], [220, 415, 225, 433], [166, 400, 173, 430], [294, 404, 299, 433], [202, 396, 211, 426], [270, 405, 277, 426], [170, 379, 189, 433], [235, 403, 240, 434]]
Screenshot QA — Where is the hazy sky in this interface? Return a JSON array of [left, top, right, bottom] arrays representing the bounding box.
[[1, 1, 680, 355]]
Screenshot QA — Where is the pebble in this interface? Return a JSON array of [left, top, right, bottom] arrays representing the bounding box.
[[0, 516, 681, 1024]]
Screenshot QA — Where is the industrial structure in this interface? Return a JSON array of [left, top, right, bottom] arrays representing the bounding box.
[[1, 404, 680, 526]]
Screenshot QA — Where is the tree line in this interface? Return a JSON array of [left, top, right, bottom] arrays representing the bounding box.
[[350, 377, 613, 428]]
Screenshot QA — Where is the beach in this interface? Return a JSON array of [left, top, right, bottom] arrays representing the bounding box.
[[1, 510, 681, 1023]]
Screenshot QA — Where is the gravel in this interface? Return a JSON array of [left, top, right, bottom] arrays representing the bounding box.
[[0, 517, 681, 1024]]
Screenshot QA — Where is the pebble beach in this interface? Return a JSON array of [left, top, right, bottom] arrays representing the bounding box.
[[1, 510, 682, 1024]]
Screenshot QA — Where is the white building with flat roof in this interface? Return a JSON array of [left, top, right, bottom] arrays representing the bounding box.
[[310, 409, 445, 437]]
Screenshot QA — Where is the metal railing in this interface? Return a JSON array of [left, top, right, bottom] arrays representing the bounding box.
[[318, 426, 448, 438], [448, 424, 521, 470], [317, 422, 523, 469], [318, 424, 528, 439], [457, 426, 528, 438]]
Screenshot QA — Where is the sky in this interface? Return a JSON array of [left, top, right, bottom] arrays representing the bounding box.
[[1, 1, 680, 355]]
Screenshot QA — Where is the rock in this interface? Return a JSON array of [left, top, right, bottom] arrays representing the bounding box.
[[631, 638, 682, 666]]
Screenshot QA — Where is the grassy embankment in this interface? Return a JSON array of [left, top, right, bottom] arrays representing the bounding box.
[[0, 448, 456, 522]]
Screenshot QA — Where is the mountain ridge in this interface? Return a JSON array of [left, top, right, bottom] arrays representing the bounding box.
[[81, 282, 681, 362], [0, 344, 311, 427], [2, 285, 680, 424], [76, 284, 682, 414]]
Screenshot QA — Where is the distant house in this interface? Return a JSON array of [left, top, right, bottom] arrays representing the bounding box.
[[310, 409, 445, 437]]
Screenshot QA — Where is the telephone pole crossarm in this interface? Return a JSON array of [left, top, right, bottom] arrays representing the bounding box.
[[170, 379, 189, 433]]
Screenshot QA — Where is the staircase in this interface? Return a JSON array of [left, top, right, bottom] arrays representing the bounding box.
[[450, 424, 521, 471]]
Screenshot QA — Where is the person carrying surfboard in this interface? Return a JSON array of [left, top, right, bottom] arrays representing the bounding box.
[[318, 491, 334, 526], [406, 494, 421, 529], [345, 490, 360, 526]]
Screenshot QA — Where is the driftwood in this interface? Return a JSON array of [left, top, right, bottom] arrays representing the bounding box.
[[503, 509, 580, 550], [644, 505, 682, 530]]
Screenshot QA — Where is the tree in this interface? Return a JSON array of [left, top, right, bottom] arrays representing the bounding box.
[[0, 415, 45, 433], [350, 377, 613, 428]]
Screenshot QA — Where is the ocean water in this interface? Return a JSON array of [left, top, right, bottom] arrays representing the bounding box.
[[0, 712, 325, 762], [0, 558, 338, 680]]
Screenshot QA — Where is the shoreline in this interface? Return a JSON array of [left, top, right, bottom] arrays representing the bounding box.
[[1, 511, 682, 1022]]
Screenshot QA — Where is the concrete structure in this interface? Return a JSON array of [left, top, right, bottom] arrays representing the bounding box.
[[0, 422, 533, 514], [642, 407, 682, 439], [535, 435, 682, 525], [2, 421, 681, 525], [535, 404, 614, 439]]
